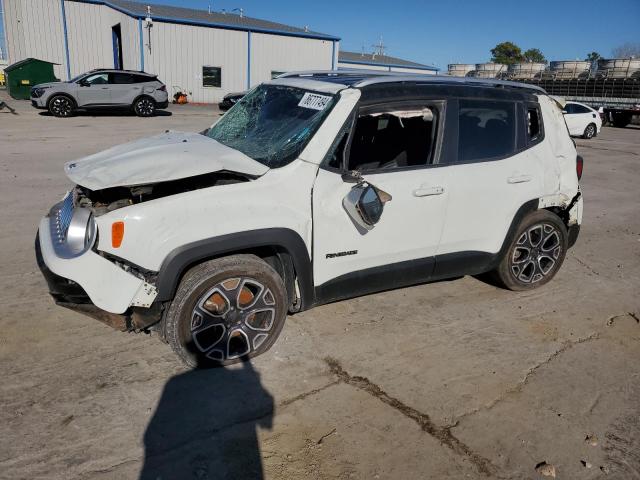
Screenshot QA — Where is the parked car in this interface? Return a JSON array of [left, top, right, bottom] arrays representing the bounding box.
[[35, 72, 583, 367], [562, 101, 602, 139], [30, 69, 169, 117], [219, 90, 247, 111]]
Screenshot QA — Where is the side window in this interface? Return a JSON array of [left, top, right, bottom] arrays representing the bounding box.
[[527, 106, 543, 144], [203, 66, 222, 87], [110, 73, 135, 84], [345, 106, 439, 172], [573, 104, 590, 114], [458, 99, 516, 162], [84, 73, 108, 85], [564, 103, 575, 114]]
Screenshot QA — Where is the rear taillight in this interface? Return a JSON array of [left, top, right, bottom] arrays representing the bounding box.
[[576, 155, 584, 180], [158, 84, 167, 92]]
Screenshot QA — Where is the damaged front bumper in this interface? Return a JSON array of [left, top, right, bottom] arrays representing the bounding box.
[[36, 215, 162, 331]]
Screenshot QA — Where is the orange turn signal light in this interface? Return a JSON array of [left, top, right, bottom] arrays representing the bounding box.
[[111, 221, 125, 248]]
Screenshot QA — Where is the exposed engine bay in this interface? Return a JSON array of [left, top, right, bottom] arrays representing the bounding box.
[[74, 171, 252, 215]]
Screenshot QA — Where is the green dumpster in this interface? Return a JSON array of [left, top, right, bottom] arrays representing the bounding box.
[[4, 58, 59, 100]]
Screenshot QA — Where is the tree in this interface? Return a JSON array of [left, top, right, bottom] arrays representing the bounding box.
[[490, 41, 523, 65], [611, 42, 640, 58], [585, 51, 601, 62], [523, 48, 547, 64]]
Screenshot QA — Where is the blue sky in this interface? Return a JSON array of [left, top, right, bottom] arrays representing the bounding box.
[[1, 0, 638, 66], [140, 0, 639, 69]]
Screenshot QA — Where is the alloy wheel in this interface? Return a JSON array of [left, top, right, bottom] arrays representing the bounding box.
[[510, 223, 562, 284], [51, 97, 73, 117], [191, 277, 276, 361], [585, 124, 595, 138], [135, 98, 155, 116]]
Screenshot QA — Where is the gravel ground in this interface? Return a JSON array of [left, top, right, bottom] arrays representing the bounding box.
[[0, 92, 639, 480]]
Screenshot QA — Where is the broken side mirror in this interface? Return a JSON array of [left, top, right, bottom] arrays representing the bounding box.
[[343, 183, 391, 231]]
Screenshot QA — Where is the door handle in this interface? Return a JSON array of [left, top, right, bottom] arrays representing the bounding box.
[[507, 174, 532, 184], [101, 87, 109, 89], [413, 186, 445, 197]]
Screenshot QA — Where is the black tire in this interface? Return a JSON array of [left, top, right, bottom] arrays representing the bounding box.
[[164, 255, 288, 368], [133, 96, 156, 117], [48, 95, 76, 117], [582, 123, 596, 139], [492, 210, 568, 291]]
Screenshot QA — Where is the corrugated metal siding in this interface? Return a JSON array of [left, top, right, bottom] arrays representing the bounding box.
[[143, 20, 247, 103], [65, 2, 138, 77], [251, 33, 332, 87], [4, 0, 66, 78]]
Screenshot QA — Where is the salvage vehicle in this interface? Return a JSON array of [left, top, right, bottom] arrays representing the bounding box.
[[35, 72, 583, 367], [30, 69, 169, 117]]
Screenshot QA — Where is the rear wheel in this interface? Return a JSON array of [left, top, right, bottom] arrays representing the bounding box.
[[48, 95, 75, 117], [133, 96, 156, 117], [164, 255, 288, 368], [492, 210, 568, 291], [582, 123, 596, 139]]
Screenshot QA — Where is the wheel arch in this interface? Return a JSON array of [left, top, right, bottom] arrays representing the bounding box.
[[47, 92, 77, 109], [132, 93, 156, 107], [155, 228, 314, 312]]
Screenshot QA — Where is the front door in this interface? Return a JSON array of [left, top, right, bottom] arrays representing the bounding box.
[[312, 101, 449, 303], [76, 72, 111, 106]]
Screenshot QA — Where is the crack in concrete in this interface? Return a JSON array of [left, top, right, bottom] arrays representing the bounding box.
[[279, 380, 340, 407], [451, 332, 600, 425], [324, 357, 496, 477]]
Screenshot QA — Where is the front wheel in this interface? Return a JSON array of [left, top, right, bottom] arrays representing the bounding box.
[[492, 210, 568, 291], [582, 123, 596, 139], [164, 255, 288, 368], [133, 97, 156, 117], [48, 95, 75, 117]]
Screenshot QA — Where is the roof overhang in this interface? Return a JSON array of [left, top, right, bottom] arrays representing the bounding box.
[[67, 0, 341, 41], [338, 58, 439, 72]]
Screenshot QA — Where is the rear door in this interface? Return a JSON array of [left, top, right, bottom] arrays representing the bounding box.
[[109, 72, 137, 105], [76, 72, 110, 106], [434, 98, 542, 274]]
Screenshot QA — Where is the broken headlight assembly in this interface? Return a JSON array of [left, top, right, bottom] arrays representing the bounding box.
[[50, 192, 97, 258]]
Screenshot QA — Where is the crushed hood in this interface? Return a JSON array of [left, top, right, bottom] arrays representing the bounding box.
[[64, 131, 269, 190]]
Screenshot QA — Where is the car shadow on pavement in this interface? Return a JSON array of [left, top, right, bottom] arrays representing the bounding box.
[[139, 357, 273, 480], [38, 109, 173, 117]]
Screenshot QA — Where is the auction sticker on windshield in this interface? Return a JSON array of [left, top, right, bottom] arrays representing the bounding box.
[[298, 92, 332, 111]]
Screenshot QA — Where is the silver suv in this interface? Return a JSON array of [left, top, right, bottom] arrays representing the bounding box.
[[30, 69, 169, 117]]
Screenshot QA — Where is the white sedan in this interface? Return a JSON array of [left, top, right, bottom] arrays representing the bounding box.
[[563, 101, 602, 139]]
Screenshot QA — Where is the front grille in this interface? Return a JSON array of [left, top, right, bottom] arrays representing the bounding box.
[[50, 192, 75, 247]]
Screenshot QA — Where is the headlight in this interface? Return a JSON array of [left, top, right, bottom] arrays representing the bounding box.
[[31, 87, 49, 98], [66, 208, 96, 255], [50, 193, 97, 258]]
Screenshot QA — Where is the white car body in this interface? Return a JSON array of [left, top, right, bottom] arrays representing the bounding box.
[[36, 72, 583, 342], [563, 101, 602, 138]]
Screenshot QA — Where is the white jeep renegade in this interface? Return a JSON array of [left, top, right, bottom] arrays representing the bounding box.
[[36, 72, 583, 367]]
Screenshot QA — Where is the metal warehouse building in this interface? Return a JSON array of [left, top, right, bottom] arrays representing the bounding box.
[[2, 0, 340, 102], [338, 50, 438, 75]]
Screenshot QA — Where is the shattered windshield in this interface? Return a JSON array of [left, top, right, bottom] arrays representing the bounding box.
[[207, 84, 337, 168]]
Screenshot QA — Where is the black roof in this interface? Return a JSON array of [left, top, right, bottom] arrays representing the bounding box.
[[278, 71, 546, 93], [78, 0, 339, 41], [338, 51, 438, 71]]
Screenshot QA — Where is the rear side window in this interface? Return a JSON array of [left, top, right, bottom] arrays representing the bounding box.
[[111, 73, 135, 84], [458, 99, 516, 162], [572, 104, 591, 114], [527, 106, 542, 144]]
